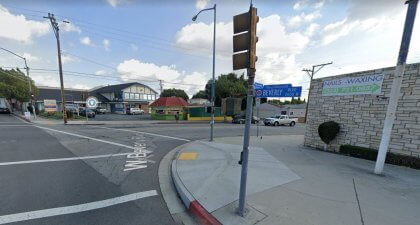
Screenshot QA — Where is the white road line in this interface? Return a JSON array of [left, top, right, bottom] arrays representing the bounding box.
[[93, 126, 191, 142], [0, 190, 158, 224], [0, 153, 131, 166], [35, 126, 136, 150], [0, 125, 32, 127]]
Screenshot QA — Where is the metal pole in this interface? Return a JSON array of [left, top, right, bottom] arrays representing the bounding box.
[[210, 4, 216, 142], [24, 59, 36, 120], [238, 70, 254, 216], [375, 0, 418, 174]]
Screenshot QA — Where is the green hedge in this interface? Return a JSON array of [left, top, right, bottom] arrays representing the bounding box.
[[340, 145, 420, 170], [39, 111, 84, 120]]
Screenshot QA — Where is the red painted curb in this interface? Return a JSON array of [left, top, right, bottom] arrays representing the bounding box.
[[189, 200, 222, 225]]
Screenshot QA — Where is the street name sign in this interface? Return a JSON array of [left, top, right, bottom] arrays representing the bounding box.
[[322, 73, 384, 96], [254, 83, 302, 98], [86, 97, 98, 109]]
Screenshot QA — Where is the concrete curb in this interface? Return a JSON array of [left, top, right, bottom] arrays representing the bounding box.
[[171, 142, 222, 225], [12, 112, 31, 123]]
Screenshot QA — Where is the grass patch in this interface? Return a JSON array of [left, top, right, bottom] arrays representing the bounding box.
[[340, 145, 420, 170]]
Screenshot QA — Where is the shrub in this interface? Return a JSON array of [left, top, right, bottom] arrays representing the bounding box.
[[339, 145, 420, 170], [318, 121, 340, 144]]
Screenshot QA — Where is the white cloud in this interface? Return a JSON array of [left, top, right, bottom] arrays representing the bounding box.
[[106, 0, 124, 8], [71, 84, 90, 90], [293, 0, 325, 10], [103, 39, 110, 51], [319, 0, 404, 46], [304, 23, 320, 37], [196, 0, 209, 10], [175, 14, 310, 87], [95, 70, 107, 75], [288, 11, 321, 27], [0, 5, 50, 43], [80, 36, 93, 46], [22, 53, 40, 62], [60, 21, 81, 33], [130, 44, 139, 51], [61, 54, 78, 64], [116, 59, 209, 96]]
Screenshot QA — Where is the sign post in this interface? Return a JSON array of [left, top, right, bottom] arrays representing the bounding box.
[[86, 97, 98, 124]]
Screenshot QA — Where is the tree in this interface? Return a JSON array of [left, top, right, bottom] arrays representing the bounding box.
[[192, 90, 208, 99], [160, 88, 189, 101], [0, 68, 38, 102], [205, 73, 247, 106]]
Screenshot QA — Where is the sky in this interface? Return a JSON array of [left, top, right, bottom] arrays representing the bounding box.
[[0, 0, 420, 99]]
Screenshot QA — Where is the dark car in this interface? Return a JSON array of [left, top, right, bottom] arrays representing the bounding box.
[[232, 115, 259, 124], [79, 108, 96, 118], [0, 107, 10, 114]]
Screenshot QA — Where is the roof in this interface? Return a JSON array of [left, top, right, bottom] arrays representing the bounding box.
[[150, 97, 188, 107], [93, 82, 157, 94], [36, 87, 88, 102]]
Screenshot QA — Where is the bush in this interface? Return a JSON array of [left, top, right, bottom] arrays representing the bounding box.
[[339, 145, 420, 170], [318, 121, 340, 144]]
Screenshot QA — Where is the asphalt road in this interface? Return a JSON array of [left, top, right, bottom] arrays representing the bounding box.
[[0, 114, 305, 225]]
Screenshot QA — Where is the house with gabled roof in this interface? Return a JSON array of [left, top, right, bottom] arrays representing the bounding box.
[[92, 82, 158, 114]]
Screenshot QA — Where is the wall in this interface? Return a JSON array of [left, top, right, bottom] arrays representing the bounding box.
[[304, 63, 420, 157]]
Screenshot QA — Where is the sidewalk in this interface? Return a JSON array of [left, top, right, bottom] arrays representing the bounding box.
[[171, 135, 420, 225]]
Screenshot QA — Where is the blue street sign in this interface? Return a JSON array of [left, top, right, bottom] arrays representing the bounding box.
[[254, 82, 264, 89], [254, 83, 302, 98]]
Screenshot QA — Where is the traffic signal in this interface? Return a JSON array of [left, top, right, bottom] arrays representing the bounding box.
[[232, 6, 259, 72]]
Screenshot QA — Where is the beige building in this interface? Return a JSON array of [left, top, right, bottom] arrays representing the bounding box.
[[304, 63, 420, 158]]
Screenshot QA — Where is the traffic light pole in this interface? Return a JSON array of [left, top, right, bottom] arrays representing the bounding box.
[[45, 13, 67, 124], [238, 5, 258, 217]]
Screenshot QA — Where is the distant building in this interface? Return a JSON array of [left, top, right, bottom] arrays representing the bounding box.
[[92, 82, 158, 114], [280, 103, 306, 119], [35, 86, 88, 112], [188, 98, 210, 106], [254, 103, 306, 121], [150, 97, 188, 120], [35, 82, 158, 114]]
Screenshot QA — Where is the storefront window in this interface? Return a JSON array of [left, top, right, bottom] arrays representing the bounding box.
[[124, 92, 129, 100], [135, 94, 140, 99], [130, 93, 135, 99]]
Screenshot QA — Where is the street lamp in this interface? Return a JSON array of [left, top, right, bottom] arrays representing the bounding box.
[[192, 4, 216, 142], [0, 47, 36, 120]]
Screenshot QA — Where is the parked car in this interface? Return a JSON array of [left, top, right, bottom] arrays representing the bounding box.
[[79, 108, 96, 118], [264, 115, 297, 126], [232, 115, 260, 124], [94, 106, 107, 114], [126, 108, 144, 115], [0, 107, 10, 114]]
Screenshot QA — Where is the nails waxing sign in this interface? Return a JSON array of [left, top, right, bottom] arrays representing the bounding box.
[[322, 73, 384, 96]]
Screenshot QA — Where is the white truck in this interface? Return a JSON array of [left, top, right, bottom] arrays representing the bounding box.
[[263, 115, 297, 127]]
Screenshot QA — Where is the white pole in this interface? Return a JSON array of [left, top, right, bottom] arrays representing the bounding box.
[[375, 0, 418, 174]]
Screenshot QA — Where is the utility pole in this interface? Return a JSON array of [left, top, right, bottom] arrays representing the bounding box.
[[45, 13, 68, 124], [159, 80, 163, 96], [375, 0, 418, 174], [0, 47, 36, 120], [302, 62, 333, 123], [233, 4, 259, 217]]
